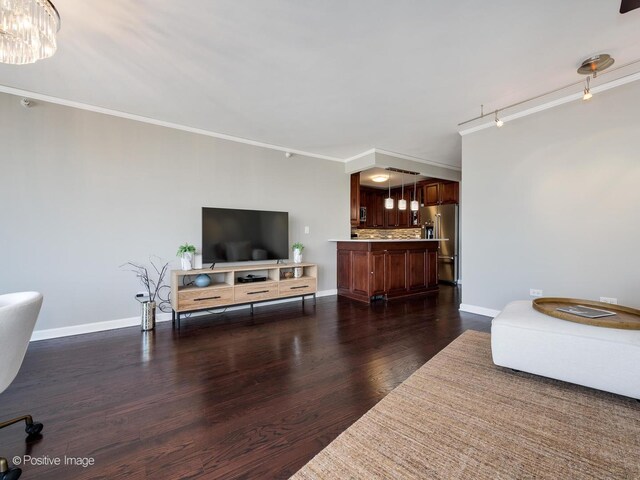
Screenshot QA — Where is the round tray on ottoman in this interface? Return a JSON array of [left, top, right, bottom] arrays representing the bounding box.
[[532, 297, 640, 330]]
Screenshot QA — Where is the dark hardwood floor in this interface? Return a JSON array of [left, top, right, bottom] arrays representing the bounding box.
[[0, 287, 490, 479]]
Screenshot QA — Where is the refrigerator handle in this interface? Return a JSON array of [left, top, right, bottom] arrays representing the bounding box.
[[435, 213, 441, 239]]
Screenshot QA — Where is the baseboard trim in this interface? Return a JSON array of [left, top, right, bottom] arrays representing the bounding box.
[[30, 289, 338, 342], [459, 303, 500, 318]]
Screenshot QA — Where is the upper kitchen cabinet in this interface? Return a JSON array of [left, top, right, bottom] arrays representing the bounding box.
[[440, 181, 459, 204], [362, 189, 385, 228], [350, 173, 360, 226], [423, 181, 459, 206]]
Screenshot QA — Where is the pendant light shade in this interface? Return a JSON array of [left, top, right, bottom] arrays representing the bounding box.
[[0, 0, 60, 65], [385, 177, 394, 209], [385, 196, 394, 209], [410, 173, 419, 211], [398, 173, 407, 210]]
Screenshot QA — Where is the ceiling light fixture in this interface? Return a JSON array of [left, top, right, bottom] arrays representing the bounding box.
[[582, 76, 593, 101], [459, 53, 627, 128], [0, 0, 60, 65], [385, 176, 394, 210], [577, 54, 614, 78], [371, 174, 389, 183], [410, 174, 419, 211], [398, 173, 407, 211]]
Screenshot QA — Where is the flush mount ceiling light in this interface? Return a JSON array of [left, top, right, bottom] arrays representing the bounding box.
[[0, 0, 60, 65], [371, 174, 389, 183]]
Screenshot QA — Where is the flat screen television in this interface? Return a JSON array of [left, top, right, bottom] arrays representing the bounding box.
[[202, 207, 289, 264]]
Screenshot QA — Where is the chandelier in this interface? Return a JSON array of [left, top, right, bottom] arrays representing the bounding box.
[[0, 0, 60, 65]]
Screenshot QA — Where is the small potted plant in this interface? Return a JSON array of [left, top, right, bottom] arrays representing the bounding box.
[[292, 242, 304, 264], [177, 243, 196, 270]]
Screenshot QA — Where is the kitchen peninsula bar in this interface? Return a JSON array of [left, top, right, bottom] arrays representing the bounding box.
[[330, 239, 444, 303]]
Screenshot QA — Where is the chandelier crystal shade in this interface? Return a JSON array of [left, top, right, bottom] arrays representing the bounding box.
[[0, 0, 60, 65]]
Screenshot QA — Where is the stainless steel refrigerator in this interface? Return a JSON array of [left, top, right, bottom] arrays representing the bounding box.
[[420, 204, 459, 285]]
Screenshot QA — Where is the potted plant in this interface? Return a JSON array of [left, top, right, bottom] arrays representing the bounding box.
[[177, 243, 196, 270], [292, 242, 304, 264]]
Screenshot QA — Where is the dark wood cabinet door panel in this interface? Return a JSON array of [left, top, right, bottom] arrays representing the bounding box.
[[385, 250, 407, 294], [371, 252, 386, 295], [441, 182, 459, 204], [337, 251, 352, 290], [408, 249, 427, 291], [352, 251, 370, 296], [424, 183, 440, 206], [428, 250, 438, 286], [350, 173, 360, 226]]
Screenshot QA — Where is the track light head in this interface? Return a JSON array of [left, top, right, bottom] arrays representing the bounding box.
[[582, 76, 593, 101], [494, 111, 504, 128]]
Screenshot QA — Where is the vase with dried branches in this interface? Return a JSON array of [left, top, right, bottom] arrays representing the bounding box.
[[121, 256, 170, 331]]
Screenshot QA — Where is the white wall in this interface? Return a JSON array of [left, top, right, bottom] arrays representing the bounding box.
[[0, 92, 348, 332], [461, 80, 640, 313]]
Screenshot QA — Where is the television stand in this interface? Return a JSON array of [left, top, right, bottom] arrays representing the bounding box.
[[170, 263, 317, 329]]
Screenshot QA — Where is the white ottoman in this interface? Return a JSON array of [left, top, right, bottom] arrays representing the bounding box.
[[491, 300, 640, 399]]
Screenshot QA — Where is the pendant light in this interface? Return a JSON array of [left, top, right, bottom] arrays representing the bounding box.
[[410, 174, 419, 211], [385, 176, 394, 209], [398, 173, 407, 210]]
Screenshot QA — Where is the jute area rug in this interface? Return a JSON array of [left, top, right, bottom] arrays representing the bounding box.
[[292, 330, 640, 479]]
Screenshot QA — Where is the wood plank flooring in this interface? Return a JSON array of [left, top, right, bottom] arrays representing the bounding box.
[[0, 287, 490, 479]]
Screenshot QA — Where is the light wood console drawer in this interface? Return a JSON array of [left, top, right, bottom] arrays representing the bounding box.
[[234, 282, 278, 302], [279, 278, 317, 297], [178, 287, 233, 311]]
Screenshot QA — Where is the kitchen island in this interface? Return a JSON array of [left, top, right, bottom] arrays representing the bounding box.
[[329, 239, 445, 304]]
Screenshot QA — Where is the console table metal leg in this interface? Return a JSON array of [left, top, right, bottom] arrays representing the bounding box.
[[250, 303, 254, 315], [172, 309, 175, 327], [176, 312, 181, 330], [313, 293, 316, 306]]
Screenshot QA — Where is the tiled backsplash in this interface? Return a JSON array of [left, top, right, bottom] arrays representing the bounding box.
[[353, 228, 421, 239]]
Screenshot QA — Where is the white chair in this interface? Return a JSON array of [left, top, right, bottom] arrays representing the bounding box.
[[0, 292, 44, 480]]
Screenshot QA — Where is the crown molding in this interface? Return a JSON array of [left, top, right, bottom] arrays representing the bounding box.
[[0, 84, 345, 162], [373, 148, 462, 172], [0, 84, 465, 170], [459, 70, 640, 136], [343, 148, 376, 162]]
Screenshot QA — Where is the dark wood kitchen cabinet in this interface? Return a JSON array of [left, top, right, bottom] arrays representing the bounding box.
[[441, 181, 459, 204], [423, 181, 459, 206], [359, 185, 420, 229], [359, 188, 386, 228], [350, 173, 360, 226], [335, 241, 439, 303]]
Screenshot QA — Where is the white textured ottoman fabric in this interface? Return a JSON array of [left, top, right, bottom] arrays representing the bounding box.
[[491, 300, 640, 399]]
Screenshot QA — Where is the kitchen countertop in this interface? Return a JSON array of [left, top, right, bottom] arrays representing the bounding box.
[[328, 238, 447, 242]]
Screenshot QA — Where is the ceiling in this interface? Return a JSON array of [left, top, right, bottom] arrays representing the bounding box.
[[1, 1, 639, 167]]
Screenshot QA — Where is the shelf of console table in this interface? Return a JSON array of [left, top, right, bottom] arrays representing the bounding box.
[[170, 263, 317, 329]]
